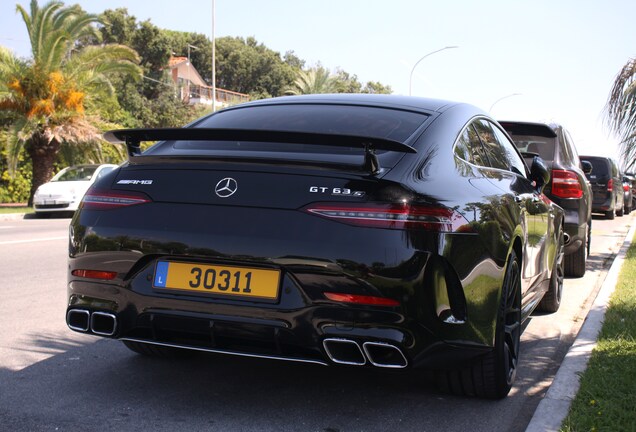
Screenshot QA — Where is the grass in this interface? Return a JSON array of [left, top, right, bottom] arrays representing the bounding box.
[[0, 206, 33, 214], [561, 231, 636, 432]]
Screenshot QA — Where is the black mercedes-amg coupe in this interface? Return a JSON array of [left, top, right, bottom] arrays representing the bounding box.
[[66, 94, 564, 399]]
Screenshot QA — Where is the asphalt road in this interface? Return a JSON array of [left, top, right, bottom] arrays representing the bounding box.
[[0, 212, 633, 432]]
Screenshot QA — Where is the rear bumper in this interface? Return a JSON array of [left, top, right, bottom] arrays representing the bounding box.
[[562, 207, 589, 255], [67, 203, 507, 371], [66, 273, 494, 371]]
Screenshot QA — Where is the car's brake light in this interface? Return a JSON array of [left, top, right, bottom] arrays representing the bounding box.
[[324, 292, 400, 307], [551, 170, 583, 198], [71, 269, 118, 280], [607, 178, 614, 192], [304, 202, 471, 232], [81, 189, 151, 210]]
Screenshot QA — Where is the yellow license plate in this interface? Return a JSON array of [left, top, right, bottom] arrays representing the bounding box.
[[153, 261, 280, 300]]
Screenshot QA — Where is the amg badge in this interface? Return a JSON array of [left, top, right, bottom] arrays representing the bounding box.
[[117, 179, 153, 185]]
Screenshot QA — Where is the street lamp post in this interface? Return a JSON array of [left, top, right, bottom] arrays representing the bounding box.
[[211, 0, 216, 112], [489, 93, 522, 113], [409, 46, 458, 96]]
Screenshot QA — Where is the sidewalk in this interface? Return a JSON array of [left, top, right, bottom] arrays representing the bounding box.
[[525, 216, 636, 432]]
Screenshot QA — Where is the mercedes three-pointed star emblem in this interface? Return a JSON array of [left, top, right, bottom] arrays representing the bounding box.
[[214, 177, 238, 198]]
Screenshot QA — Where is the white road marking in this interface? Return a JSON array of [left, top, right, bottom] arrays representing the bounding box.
[[0, 236, 67, 245]]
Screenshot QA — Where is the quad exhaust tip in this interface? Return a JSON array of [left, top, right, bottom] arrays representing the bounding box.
[[90, 311, 117, 336], [66, 309, 117, 336], [67, 309, 90, 332], [323, 338, 366, 366], [323, 338, 408, 368], [362, 341, 408, 368]]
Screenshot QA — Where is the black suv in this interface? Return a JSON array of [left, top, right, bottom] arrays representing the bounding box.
[[499, 121, 592, 277], [579, 155, 624, 219]]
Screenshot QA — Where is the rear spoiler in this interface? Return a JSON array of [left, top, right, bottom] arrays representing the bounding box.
[[103, 128, 417, 174]]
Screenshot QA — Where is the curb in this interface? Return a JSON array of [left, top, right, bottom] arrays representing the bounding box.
[[525, 217, 636, 432]]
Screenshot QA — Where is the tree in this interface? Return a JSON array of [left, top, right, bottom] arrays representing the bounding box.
[[165, 30, 213, 83], [95, 10, 211, 128], [363, 81, 392, 94], [215, 36, 296, 98], [0, 0, 141, 204], [606, 57, 636, 169], [285, 67, 336, 95], [332, 69, 362, 94]]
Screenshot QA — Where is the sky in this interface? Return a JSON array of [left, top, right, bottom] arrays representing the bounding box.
[[2, 0, 636, 164]]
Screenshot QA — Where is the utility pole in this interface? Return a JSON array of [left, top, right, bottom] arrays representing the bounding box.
[[211, 0, 216, 112]]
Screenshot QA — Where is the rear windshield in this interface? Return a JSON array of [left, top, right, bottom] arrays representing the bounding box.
[[506, 134, 556, 162], [144, 104, 429, 167], [582, 158, 609, 177]]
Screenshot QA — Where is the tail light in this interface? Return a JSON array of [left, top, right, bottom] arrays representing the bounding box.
[[71, 269, 117, 280], [551, 170, 583, 198], [607, 178, 614, 192], [324, 292, 400, 307], [624, 184, 630, 192], [80, 189, 151, 210], [304, 202, 471, 232]]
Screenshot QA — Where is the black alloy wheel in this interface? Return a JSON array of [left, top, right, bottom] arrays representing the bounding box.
[[538, 227, 564, 313], [499, 251, 522, 393]]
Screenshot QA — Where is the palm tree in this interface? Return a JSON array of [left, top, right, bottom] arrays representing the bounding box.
[[0, 0, 141, 204], [606, 58, 636, 170], [285, 67, 336, 95]]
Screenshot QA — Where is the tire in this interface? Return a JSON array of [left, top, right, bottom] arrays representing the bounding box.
[[438, 251, 521, 399], [605, 209, 615, 220], [617, 205, 624, 217], [538, 228, 564, 313], [564, 226, 587, 278], [122, 340, 196, 358], [586, 221, 592, 257]]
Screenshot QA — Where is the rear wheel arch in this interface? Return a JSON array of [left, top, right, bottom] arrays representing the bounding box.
[[437, 248, 522, 398]]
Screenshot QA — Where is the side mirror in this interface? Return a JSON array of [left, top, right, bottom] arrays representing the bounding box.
[[530, 156, 550, 194], [581, 160, 593, 175]]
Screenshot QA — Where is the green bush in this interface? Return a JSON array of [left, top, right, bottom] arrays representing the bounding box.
[[0, 161, 31, 203]]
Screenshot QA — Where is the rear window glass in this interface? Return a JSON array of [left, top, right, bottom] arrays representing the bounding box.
[[145, 104, 429, 167], [583, 158, 609, 177], [506, 134, 556, 162]]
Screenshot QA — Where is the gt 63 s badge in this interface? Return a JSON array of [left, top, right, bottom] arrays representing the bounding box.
[[309, 186, 365, 197]]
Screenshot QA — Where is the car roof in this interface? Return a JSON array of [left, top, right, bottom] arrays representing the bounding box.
[[220, 94, 464, 115], [498, 120, 558, 138]]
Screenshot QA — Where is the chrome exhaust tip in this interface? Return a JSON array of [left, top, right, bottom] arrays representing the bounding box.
[[322, 338, 366, 366], [564, 232, 571, 245], [90, 311, 117, 336], [362, 341, 408, 368], [67, 309, 90, 332]]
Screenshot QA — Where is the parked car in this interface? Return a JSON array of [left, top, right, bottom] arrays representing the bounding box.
[[579, 156, 624, 219], [33, 164, 118, 216], [498, 121, 592, 277], [622, 174, 634, 214], [625, 173, 636, 210], [66, 95, 565, 399]]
